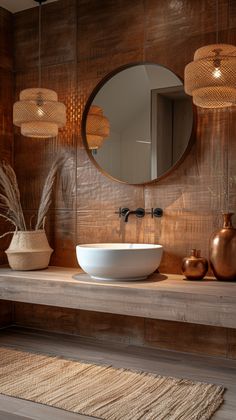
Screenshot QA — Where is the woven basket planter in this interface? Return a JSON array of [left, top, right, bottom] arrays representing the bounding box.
[[5, 230, 53, 271]]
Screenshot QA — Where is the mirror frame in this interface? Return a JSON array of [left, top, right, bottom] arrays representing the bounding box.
[[81, 62, 197, 186]]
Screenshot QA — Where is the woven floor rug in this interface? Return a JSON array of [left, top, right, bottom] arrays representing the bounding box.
[[0, 347, 224, 420]]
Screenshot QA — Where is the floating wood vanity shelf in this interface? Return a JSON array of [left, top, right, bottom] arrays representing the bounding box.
[[0, 267, 235, 329]]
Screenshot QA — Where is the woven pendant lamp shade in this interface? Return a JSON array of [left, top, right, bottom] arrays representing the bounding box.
[[86, 105, 110, 149], [13, 88, 66, 138], [13, 0, 66, 138], [184, 44, 236, 108]]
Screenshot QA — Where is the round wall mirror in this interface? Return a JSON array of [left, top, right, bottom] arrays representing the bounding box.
[[82, 63, 194, 185]]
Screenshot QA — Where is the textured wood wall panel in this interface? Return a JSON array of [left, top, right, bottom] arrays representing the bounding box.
[[228, 329, 236, 359], [144, 1, 231, 73], [0, 8, 13, 264], [13, 302, 236, 359], [12, 0, 236, 274], [0, 68, 14, 170], [75, 0, 236, 276], [144, 318, 228, 358], [77, 0, 145, 61], [0, 8, 13, 70], [13, 0, 76, 71], [0, 300, 12, 328], [48, 210, 77, 266]]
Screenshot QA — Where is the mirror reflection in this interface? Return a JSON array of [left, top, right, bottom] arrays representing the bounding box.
[[84, 64, 193, 184]]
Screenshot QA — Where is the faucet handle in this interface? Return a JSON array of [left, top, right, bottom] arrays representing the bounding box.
[[153, 208, 163, 218], [115, 207, 130, 218], [146, 208, 163, 218], [135, 208, 145, 218]]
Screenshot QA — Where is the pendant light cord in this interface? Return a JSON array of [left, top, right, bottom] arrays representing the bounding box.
[[227, 0, 230, 43], [216, 0, 219, 43], [38, 1, 42, 88]]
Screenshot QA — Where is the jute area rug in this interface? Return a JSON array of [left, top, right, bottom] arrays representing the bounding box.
[[0, 347, 224, 420]]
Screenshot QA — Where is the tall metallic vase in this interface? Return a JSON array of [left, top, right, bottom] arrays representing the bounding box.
[[209, 213, 236, 281]]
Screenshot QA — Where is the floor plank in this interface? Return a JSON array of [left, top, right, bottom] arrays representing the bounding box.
[[0, 327, 235, 419], [0, 411, 31, 420], [0, 395, 95, 419]]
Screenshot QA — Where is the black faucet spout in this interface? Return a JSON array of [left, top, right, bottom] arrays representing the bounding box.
[[124, 210, 135, 222], [123, 207, 145, 223]]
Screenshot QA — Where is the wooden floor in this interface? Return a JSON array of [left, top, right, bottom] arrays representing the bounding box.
[[0, 328, 235, 419]]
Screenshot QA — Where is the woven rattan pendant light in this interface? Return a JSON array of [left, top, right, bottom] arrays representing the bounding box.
[[13, 0, 66, 138], [184, 0, 236, 108], [86, 106, 110, 150]]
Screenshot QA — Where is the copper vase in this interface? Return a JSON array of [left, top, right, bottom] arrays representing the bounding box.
[[181, 249, 208, 280], [209, 213, 236, 281]]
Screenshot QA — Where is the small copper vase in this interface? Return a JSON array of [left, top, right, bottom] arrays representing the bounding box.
[[182, 249, 208, 280], [209, 213, 236, 281]]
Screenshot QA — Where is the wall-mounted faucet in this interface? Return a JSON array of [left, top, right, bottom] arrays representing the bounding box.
[[116, 207, 163, 223], [123, 208, 145, 223], [116, 207, 145, 222]]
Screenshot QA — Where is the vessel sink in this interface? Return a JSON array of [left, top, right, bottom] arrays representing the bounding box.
[[76, 243, 163, 281]]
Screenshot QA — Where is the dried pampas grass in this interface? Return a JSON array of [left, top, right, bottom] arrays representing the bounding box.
[[36, 157, 65, 230], [0, 157, 64, 234], [0, 162, 26, 232]]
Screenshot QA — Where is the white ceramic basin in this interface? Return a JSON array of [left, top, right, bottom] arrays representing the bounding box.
[[76, 243, 163, 281]]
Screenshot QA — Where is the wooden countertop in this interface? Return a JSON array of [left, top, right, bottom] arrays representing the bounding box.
[[0, 266, 236, 328]]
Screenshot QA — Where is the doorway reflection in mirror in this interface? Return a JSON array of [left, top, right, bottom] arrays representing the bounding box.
[[84, 64, 193, 185]]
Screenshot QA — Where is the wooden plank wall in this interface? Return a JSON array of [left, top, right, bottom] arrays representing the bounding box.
[[0, 301, 12, 328], [76, 0, 236, 275], [0, 7, 14, 265], [12, 0, 236, 273]]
